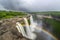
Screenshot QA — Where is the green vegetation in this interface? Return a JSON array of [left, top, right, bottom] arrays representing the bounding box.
[[44, 18, 60, 39], [32, 11, 60, 16], [0, 11, 27, 19]]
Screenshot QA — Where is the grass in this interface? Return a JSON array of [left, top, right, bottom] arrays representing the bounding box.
[[0, 11, 27, 19], [44, 18, 60, 39]]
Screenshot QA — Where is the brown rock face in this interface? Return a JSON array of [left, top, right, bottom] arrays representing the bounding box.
[[0, 18, 30, 40]]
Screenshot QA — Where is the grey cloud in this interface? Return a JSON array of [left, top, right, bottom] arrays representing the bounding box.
[[0, 0, 29, 11], [0, 0, 60, 12], [0, 4, 6, 10]]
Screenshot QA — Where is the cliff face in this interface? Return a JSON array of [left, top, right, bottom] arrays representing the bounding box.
[[0, 18, 29, 40]]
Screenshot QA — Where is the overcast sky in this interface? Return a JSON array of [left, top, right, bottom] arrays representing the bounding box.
[[0, 0, 60, 12]]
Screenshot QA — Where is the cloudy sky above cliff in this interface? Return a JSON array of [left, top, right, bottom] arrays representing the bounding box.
[[0, 0, 60, 12]]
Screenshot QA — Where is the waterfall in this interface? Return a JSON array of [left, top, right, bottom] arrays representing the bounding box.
[[23, 18, 32, 37], [16, 22, 27, 37], [30, 16, 37, 32], [30, 16, 34, 24], [23, 18, 36, 40], [16, 16, 36, 40], [16, 15, 57, 40]]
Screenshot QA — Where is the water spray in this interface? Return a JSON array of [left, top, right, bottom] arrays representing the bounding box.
[[23, 18, 36, 40], [30, 16, 37, 32]]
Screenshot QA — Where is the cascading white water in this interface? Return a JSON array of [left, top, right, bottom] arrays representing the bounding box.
[[30, 15, 42, 32], [30, 16, 34, 24], [23, 18, 32, 37], [23, 18, 36, 40], [16, 22, 27, 37], [30, 16, 37, 32]]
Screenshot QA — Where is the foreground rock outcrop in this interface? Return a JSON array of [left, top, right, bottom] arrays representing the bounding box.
[[0, 18, 29, 40]]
